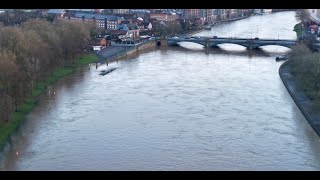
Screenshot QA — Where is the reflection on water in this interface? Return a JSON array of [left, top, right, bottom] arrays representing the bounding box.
[[1, 11, 320, 171]]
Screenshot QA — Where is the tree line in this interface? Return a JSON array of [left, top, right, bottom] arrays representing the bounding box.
[[0, 18, 95, 123]]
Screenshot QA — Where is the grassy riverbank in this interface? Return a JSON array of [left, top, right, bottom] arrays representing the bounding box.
[[0, 54, 99, 151], [288, 44, 320, 105]]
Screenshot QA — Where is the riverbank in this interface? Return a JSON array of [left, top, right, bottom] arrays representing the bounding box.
[[279, 60, 320, 137], [0, 54, 99, 151]]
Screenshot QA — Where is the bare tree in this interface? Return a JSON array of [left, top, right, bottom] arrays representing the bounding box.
[[21, 31, 50, 91], [0, 50, 17, 122], [0, 18, 95, 123], [295, 9, 310, 22]]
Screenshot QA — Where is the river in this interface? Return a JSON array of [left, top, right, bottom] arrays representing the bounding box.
[[1, 11, 320, 170]]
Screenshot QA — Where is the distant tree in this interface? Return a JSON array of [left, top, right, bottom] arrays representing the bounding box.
[[166, 21, 182, 35], [0, 27, 24, 57], [0, 50, 17, 121], [295, 9, 310, 22]]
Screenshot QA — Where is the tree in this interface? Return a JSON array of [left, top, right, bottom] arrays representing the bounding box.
[[0, 27, 25, 57], [0, 50, 17, 121], [21, 31, 50, 91], [166, 21, 182, 35], [0, 18, 95, 123], [22, 19, 64, 71], [295, 9, 310, 22]]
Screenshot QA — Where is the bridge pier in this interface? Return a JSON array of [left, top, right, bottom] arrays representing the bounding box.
[[247, 44, 259, 50], [210, 43, 219, 48], [156, 36, 168, 47], [205, 38, 210, 48]]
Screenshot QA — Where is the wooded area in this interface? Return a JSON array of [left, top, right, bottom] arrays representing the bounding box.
[[0, 19, 94, 123]]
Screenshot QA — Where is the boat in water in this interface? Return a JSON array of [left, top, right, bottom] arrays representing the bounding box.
[[99, 67, 117, 76], [204, 26, 211, 30], [275, 54, 288, 61]]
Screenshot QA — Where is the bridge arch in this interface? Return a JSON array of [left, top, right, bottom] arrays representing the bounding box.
[[167, 40, 206, 47], [255, 44, 293, 49], [210, 42, 248, 48]]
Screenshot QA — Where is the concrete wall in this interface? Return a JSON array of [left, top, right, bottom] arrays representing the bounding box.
[[111, 40, 156, 62]]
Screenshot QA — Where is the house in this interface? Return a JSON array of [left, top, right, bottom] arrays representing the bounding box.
[[101, 38, 107, 46], [113, 9, 129, 14], [126, 29, 140, 39], [146, 22, 152, 30], [109, 30, 127, 39], [100, 37, 111, 46]]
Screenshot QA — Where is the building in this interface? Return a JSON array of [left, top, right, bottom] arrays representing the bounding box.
[[47, 9, 66, 19], [182, 9, 200, 19], [94, 9, 104, 13], [113, 9, 129, 14], [225, 9, 237, 19], [215, 9, 227, 20], [199, 9, 208, 21], [66, 9, 95, 12], [148, 13, 178, 22], [103, 9, 113, 14], [65, 12, 124, 30], [238, 9, 253, 17]]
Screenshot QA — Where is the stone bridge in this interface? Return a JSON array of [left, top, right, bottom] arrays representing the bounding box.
[[163, 36, 298, 49]]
